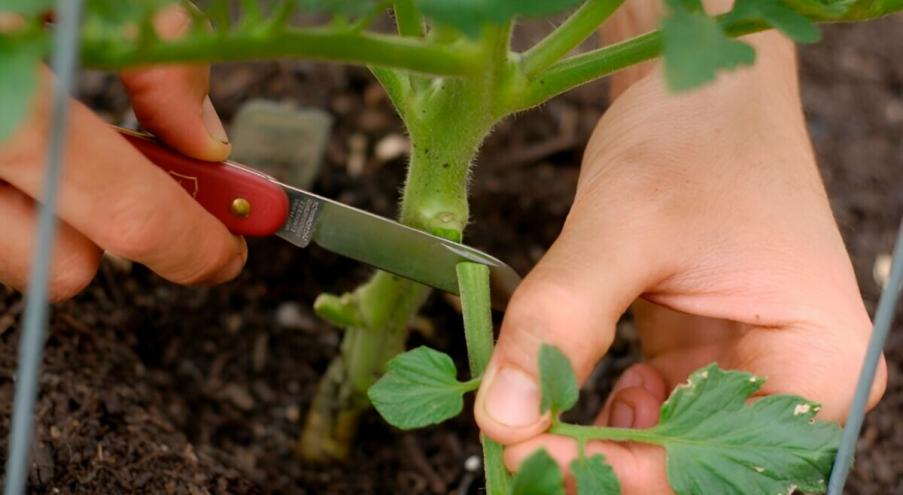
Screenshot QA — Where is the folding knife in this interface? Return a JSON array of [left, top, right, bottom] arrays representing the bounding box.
[[119, 129, 521, 308]]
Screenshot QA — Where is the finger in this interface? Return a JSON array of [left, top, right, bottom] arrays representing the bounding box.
[[729, 318, 887, 424], [0, 183, 102, 302], [595, 363, 667, 428], [636, 298, 887, 423], [0, 72, 247, 286], [505, 435, 672, 495], [474, 186, 672, 445], [119, 4, 230, 161]]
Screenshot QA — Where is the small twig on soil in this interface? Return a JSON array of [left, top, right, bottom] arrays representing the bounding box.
[[403, 435, 447, 493], [0, 298, 24, 336]]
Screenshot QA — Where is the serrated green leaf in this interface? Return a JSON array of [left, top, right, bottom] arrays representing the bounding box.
[[510, 449, 565, 495], [729, 0, 821, 43], [650, 364, 842, 495], [538, 344, 578, 416], [368, 346, 478, 430], [572, 454, 621, 495], [662, 2, 755, 91], [0, 35, 40, 143], [416, 0, 584, 37]]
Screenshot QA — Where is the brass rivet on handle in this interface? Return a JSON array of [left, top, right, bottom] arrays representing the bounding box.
[[231, 198, 251, 218]]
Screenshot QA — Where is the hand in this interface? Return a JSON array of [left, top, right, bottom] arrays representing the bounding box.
[[0, 5, 246, 302], [474, 2, 887, 493]]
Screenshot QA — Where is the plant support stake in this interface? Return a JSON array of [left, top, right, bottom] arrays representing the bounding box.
[[3, 1, 84, 494], [827, 216, 903, 495]]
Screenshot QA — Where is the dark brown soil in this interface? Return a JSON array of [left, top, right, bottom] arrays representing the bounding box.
[[1, 15, 901, 495]]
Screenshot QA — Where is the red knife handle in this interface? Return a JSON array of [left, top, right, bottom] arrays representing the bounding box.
[[119, 129, 289, 237]]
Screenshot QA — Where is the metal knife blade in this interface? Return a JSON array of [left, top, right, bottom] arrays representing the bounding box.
[[275, 183, 521, 308], [117, 127, 521, 307]]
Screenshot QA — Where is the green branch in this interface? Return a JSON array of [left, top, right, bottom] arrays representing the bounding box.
[[509, 19, 768, 112], [457, 263, 511, 495], [81, 28, 481, 76], [550, 422, 667, 445], [521, 0, 625, 78], [394, 0, 425, 37]]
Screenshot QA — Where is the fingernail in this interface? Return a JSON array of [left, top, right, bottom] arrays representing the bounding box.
[[613, 368, 643, 393], [201, 95, 229, 145], [610, 400, 635, 428], [484, 366, 542, 428]]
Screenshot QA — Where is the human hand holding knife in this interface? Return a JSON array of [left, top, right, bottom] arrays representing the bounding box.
[[119, 128, 520, 307]]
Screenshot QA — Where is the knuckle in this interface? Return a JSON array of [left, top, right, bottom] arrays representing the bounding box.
[[48, 258, 98, 302], [166, 243, 231, 285], [502, 279, 610, 374], [103, 196, 169, 262]]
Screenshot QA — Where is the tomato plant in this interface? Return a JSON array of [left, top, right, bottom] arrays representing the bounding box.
[[2, 0, 900, 493]]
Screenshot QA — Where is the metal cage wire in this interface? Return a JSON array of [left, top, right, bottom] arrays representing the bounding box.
[[2, 2, 901, 494]]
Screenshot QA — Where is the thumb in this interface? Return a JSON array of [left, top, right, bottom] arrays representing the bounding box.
[[474, 208, 661, 445], [119, 4, 230, 161]]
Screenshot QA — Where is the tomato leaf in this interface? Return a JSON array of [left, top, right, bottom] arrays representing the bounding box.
[[510, 449, 565, 495], [368, 346, 478, 430], [0, 35, 40, 143], [572, 454, 621, 495], [651, 364, 842, 495], [538, 344, 578, 416], [416, 0, 584, 37], [662, 0, 755, 91], [729, 0, 821, 43]]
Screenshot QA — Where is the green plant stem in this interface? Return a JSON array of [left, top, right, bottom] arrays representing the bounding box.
[[457, 263, 510, 495], [456, 263, 493, 376], [551, 422, 668, 445], [81, 28, 480, 76], [300, 21, 513, 463], [521, 0, 625, 78], [300, 273, 430, 460], [510, 19, 768, 112], [300, 80, 498, 460], [394, 0, 424, 37]]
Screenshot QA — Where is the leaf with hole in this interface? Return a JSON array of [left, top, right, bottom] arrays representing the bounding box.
[[368, 346, 478, 430], [650, 364, 842, 495]]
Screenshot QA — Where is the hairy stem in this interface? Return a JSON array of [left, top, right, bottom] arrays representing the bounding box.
[[457, 263, 510, 494], [510, 18, 769, 112], [300, 273, 430, 460], [300, 23, 513, 462], [521, 0, 625, 77], [456, 263, 493, 376], [81, 28, 480, 76], [300, 90, 495, 460]]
